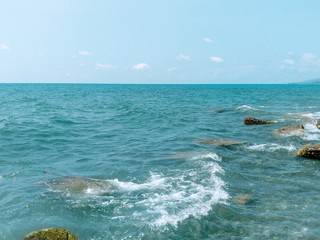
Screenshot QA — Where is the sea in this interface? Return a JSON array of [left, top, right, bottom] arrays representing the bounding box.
[[0, 84, 319, 240]]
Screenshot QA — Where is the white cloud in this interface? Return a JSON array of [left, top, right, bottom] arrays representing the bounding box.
[[204, 37, 212, 43], [284, 59, 295, 65], [176, 54, 191, 61], [0, 44, 10, 50], [133, 63, 149, 70], [166, 67, 177, 73], [210, 56, 223, 63], [301, 53, 318, 63], [78, 50, 92, 56], [96, 63, 117, 70]]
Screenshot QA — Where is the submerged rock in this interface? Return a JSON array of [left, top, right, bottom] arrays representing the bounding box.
[[244, 117, 275, 125], [195, 138, 242, 146], [214, 109, 225, 113], [316, 119, 320, 129], [24, 228, 79, 240], [296, 144, 320, 160], [168, 152, 194, 159], [233, 194, 254, 205], [274, 125, 305, 137], [48, 176, 113, 194]]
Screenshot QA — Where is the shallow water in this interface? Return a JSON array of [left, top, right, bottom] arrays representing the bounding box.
[[0, 84, 320, 239]]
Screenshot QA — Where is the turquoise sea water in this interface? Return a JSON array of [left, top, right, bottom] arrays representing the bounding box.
[[0, 84, 320, 239]]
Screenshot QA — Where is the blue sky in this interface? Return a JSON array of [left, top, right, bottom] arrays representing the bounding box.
[[1, 0, 320, 84]]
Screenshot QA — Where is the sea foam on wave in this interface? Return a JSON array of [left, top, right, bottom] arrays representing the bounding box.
[[235, 104, 266, 113], [49, 152, 228, 229], [247, 143, 297, 152], [133, 152, 228, 228], [302, 123, 320, 141], [236, 105, 256, 111], [109, 174, 168, 192]]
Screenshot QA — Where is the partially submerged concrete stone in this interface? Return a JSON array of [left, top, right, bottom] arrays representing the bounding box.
[[24, 228, 79, 240], [244, 117, 275, 125], [195, 138, 242, 146], [296, 144, 320, 160], [48, 176, 113, 194], [274, 125, 305, 137]]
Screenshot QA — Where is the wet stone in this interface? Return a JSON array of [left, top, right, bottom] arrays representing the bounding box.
[[244, 117, 275, 125], [195, 138, 243, 146], [296, 144, 320, 160], [274, 125, 305, 137], [47, 176, 113, 194], [24, 228, 79, 240]]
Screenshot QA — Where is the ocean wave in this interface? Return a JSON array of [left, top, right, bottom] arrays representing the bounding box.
[[47, 152, 228, 229], [247, 143, 297, 152], [302, 123, 320, 141], [286, 112, 320, 124], [235, 105, 265, 113], [190, 152, 222, 161], [139, 158, 228, 228], [236, 105, 256, 111], [109, 174, 168, 192], [110, 153, 227, 228]]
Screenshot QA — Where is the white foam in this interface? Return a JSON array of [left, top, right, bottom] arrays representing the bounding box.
[[190, 152, 222, 161], [109, 174, 168, 192], [236, 105, 256, 111], [136, 153, 228, 228], [247, 143, 297, 152], [64, 152, 229, 229], [301, 112, 320, 119], [303, 123, 320, 140]]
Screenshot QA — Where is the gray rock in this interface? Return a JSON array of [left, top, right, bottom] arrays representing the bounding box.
[[48, 176, 113, 194], [316, 119, 320, 129], [195, 138, 242, 146], [296, 144, 320, 160], [244, 117, 275, 125], [24, 228, 79, 240], [274, 125, 304, 137]]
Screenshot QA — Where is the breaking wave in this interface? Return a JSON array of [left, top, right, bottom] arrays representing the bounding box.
[[247, 143, 297, 152], [46, 152, 228, 229]]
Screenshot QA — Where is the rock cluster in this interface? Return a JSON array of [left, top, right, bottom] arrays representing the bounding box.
[[296, 144, 320, 160], [244, 117, 275, 125], [24, 228, 79, 240]]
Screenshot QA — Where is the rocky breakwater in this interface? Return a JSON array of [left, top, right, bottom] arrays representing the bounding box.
[[24, 228, 79, 240], [244, 117, 275, 125], [296, 144, 320, 160]]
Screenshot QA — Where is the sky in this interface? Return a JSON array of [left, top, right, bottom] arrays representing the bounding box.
[[1, 0, 320, 84]]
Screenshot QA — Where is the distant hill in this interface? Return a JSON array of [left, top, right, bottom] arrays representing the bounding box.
[[291, 78, 320, 84]]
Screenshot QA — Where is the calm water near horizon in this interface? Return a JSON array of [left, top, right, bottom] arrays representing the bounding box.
[[0, 84, 320, 239]]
